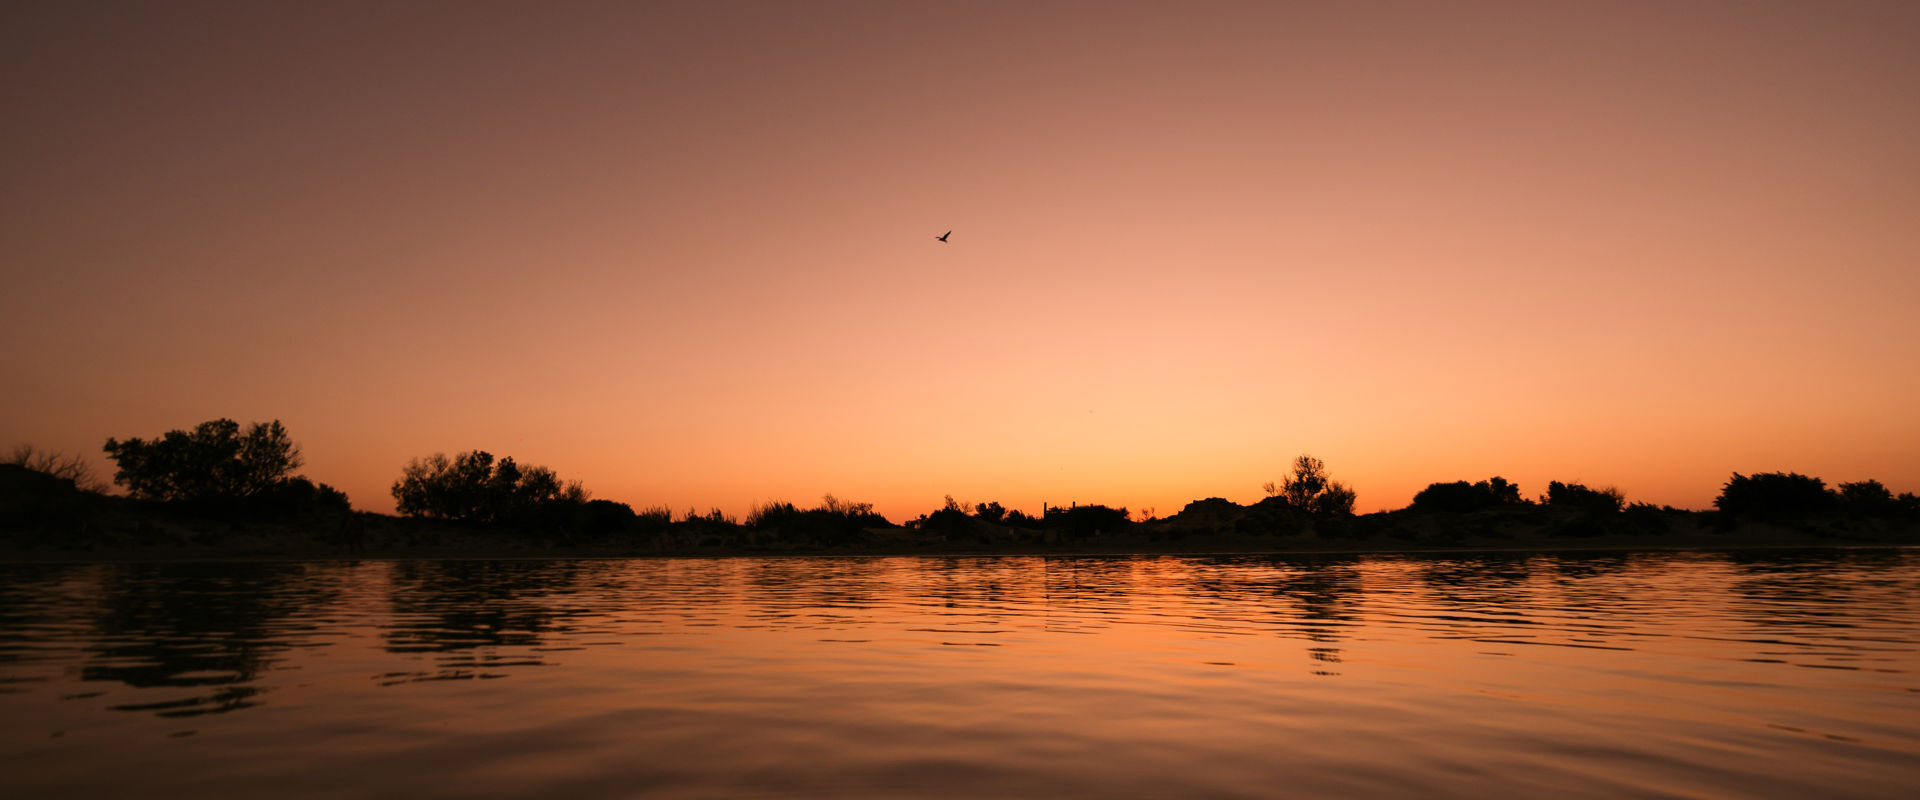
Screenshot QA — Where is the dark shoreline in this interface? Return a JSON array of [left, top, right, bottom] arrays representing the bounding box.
[[7, 472, 1916, 565], [5, 518, 1914, 565]]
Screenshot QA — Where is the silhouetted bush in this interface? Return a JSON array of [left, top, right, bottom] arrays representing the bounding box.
[[1544, 481, 1624, 514], [1267, 455, 1358, 515], [630, 505, 673, 533], [97, 419, 347, 518], [391, 451, 587, 524], [916, 495, 975, 538], [974, 501, 1007, 524], [747, 495, 888, 545], [1043, 503, 1130, 540], [1621, 502, 1672, 535], [253, 476, 351, 517], [1410, 477, 1525, 513], [1004, 509, 1038, 527], [556, 499, 636, 535], [1835, 480, 1898, 517], [1181, 497, 1240, 515], [0, 463, 92, 533], [7, 444, 106, 493], [103, 419, 304, 503], [681, 507, 733, 524], [1714, 472, 1835, 519], [1238, 496, 1308, 536]]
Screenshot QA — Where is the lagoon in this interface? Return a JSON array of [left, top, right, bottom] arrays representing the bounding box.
[[2, 551, 1917, 798]]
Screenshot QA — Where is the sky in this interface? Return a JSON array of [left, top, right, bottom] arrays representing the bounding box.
[[3, 0, 1917, 519]]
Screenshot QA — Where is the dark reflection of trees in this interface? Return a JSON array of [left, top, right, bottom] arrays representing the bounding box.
[[1416, 553, 1545, 607], [1723, 549, 1915, 633], [80, 562, 344, 717], [742, 556, 887, 611], [1541, 552, 1637, 583], [0, 564, 91, 694], [1036, 556, 1139, 602], [380, 560, 597, 685], [1254, 556, 1364, 676]]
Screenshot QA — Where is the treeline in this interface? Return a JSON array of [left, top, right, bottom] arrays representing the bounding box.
[[1404, 472, 1918, 521], [3, 418, 1917, 553]]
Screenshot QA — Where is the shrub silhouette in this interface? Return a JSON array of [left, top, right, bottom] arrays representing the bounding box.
[[1714, 472, 1835, 518], [974, 501, 1007, 524], [254, 476, 351, 517], [391, 451, 586, 523], [1313, 482, 1358, 516], [7, 444, 106, 493], [1271, 455, 1358, 516], [1621, 502, 1672, 535], [0, 463, 93, 533], [98, 419, 346, 516], [917, 495, 975, 538], [103, 419, 304, 503], [1043, 503, 1130, 540], [519, 498, 638, 536], [1544, 481, 1624, 514], [682, 507, 732, 524], [1411, 477, 1525, 513], [747, 495, 888, 545], [634, 505, 674, 529], [1835, 480, 1899, 517], [1174, 497, 1242, 527]]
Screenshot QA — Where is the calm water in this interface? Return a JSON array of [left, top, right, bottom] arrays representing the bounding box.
[[2, 551, 1917, 798]]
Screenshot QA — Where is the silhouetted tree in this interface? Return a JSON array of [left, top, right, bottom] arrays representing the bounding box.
[[974, 501, 1007, 524], [918, 495, 975, 537], [391, 451, 587, 523], [254, 476, 350, 516], [6, 444, 106, 493], [102, 419, 306, 503], [1272, 455, 1358, 515], [1281, 456, 1327, 507], [1313, 482, 1358, 516], [1482, 476, 1523, 504], [1835, 480, 1898, 517], [1411, 477, 1526, 513], [1043, 503, 1130, 540], [1544, 481, 1624, 514], [535, 499, 637, 536], [1714, 472, 1834, 518]]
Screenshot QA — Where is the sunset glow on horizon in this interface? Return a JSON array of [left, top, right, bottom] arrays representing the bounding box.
[[4, 1, 1916, 521]]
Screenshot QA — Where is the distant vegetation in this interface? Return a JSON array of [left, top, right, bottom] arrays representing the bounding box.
[[3, 429, 1917, 556], [1264, 455, 1358, 515], [98, 418, 347, 516], [104, 419, 304, 502], [1714, 472, 1835, 518], [1543, 481, 1625, 514], [746, 495, 890, 546], [391, 450, 588, 524], [1410, 477, 1525, 513], [7, 444, 106, 493]]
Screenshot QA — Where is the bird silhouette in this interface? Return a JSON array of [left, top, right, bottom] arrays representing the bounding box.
[[936, 231, 951, 242]]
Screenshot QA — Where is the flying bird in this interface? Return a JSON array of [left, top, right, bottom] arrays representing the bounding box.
[[936, 231, 951, 242]]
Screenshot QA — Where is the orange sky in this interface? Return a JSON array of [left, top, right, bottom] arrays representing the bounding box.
[[4, 1, 1917, 519]]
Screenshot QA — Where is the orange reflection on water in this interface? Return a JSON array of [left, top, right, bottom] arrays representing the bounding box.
[[1, 552, 1916, 798]]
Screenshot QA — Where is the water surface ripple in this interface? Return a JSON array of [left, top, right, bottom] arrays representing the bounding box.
[[2, 550, 1916, 798]]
